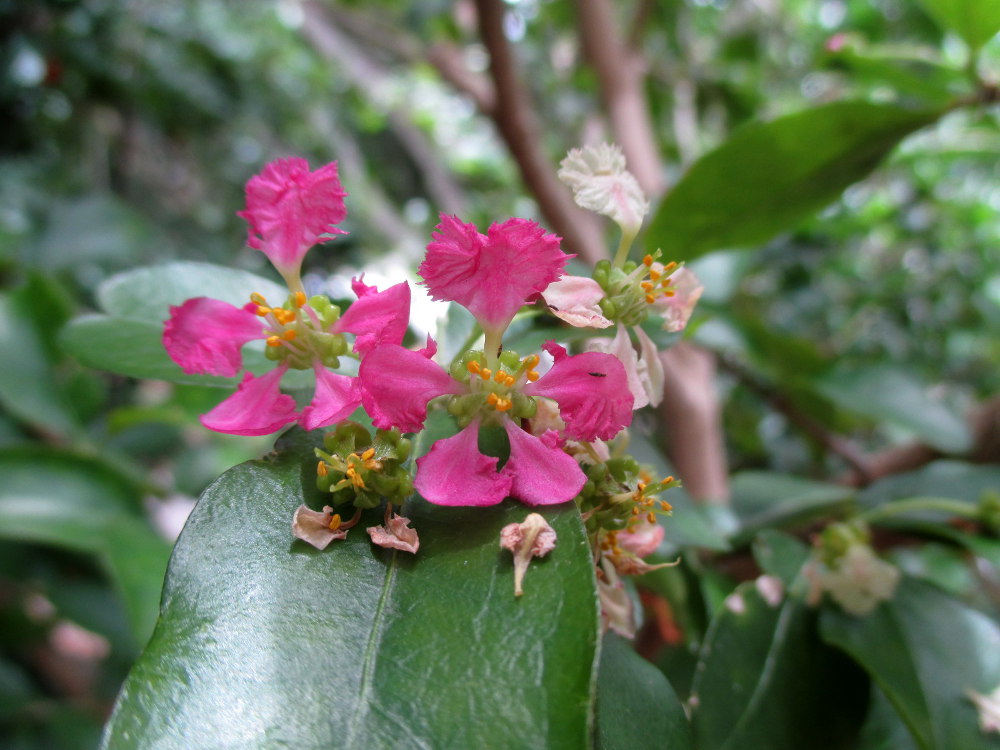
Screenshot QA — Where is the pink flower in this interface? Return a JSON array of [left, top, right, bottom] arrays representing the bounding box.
[[419, 215, 568, 338], [540, 275, 612, 329], [653, 266, 703, 333], [164, 279, 410, 436], [236, 158, 348, 287], [358, 341, 632, 507]]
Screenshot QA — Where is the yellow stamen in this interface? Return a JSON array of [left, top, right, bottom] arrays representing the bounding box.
[[273, 309, 296, 325], [486, 392, 499, 406], [523, 354, 540, 370], [637, 482, 647, 492], [631, 506, 640, 515], [643, 254, 654, 267], [496, 398, 513, 412], [664, 289, 676, 297], [645, 294, 656, 304], [266, 335, 283, 347], [494, 369, 506, 383], [317, 461, 328, 477], [250, 292, 268, 305], [641, 281, 654, 292], [480, 368, 492, 381], [505, 374, 516, 387], [660, 501, 672, 511], [649, 269, 661, 281], [467, 360, 481, 375], [646, 512, 656, 524], [361, 448, 375, 461], [328, 513, 342, 531], [255, 305, 271, 317], [282, 329, 297, 341], [294, 291, 307, 308], [527, 370, 540, 382], [663, 261, 678, 273]]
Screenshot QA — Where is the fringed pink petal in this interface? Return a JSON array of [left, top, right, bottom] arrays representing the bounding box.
[[359, 344, 460, 432], [540, 275, 612, 329], [525, 344, 633, 441], [298, 364, 361, 430], [415, 421, 511, 506], [334, 279, 410, 356], [588, 326, 663, 409], [163, 297, 263, 376], [502, 422, 586, 506], [236, 158, 348, 279], [199, 365, 298, 436], [419, 215, 568, 333]]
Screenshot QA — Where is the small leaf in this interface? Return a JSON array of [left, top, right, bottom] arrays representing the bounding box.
[[647, 102, 940, 261], [858, 461, 1000, 509], [816, 365, 972, 454], [730, 472, 854, 546], [595, 632, 693, 750], [752, 529, 811, 587], [821, 576, 1000, 750], [915, 0, 1000, 50], [690, 583, 868, 750], [102, 429, 601, 749]]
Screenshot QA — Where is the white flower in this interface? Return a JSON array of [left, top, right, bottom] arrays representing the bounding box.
[[559, 144, 649, 236]]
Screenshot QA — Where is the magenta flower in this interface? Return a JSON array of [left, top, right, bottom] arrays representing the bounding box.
[[359, 341, 632, 507], [164, 159, 410, 437], [236, 158, 348, 291], [165, 280, 410, 436]]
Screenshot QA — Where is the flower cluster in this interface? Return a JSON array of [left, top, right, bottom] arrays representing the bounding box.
[[165, 148, 695, 625]]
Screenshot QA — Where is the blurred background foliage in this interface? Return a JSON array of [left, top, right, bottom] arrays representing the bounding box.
[[0, 0, 998, 747]]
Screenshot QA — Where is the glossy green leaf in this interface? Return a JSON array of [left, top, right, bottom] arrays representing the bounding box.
[[646, 102, 939, 261], [690, 583, 868, 750], [817, 365, 971, 454], [102, 429, 600, 749], [820, 577, 1000, 750], [916, 0, 1000, 49], [595, 632, 693, 750], [0, 447, 169, 644], [857, 461, 1000, 509], [96, 261, 287, 322], [730, 472, 854, 546]]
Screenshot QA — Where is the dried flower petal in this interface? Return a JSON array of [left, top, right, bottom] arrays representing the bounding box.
[[292, 504, 348, 550], [499, 513, 557, 596], [367, 514, 420, 554]]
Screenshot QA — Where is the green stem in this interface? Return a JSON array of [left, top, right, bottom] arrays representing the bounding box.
[[449, 323, 485, 368], [856, 496, 980, 525]]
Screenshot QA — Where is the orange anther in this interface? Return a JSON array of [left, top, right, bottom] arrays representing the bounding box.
[[527, 370, 540, 382], [487, 392, 499, 406], [523, 354, 540, 370], [663, 261, 678, 273], [266, 335, 283, 347], [250, 292, 268, 305], [641, 281, 654, 292], [643, 254, 654, 267], [660, 501, 673, 512], [646, 512, 656, 524], [645, 294, 656, 304], [255, 305, 271, 316], [294, 291, 307, 308], [494, 369, 506, 383], [467, 360, 481, 374], [664, 289, 676, 297], [496, 399, 513, 412], [505, 374, 516, 387], [649, 269, 661, 282], [328, 513, 342, 531], [317, 461, 328, 477], [480, 368, 492, 381], [631, 506, 640, 515], [282, 329, 297, 341], [361, 448, 375, 460]]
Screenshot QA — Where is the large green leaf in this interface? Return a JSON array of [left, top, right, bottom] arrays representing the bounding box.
[[816, 365, 971, 454], [60, 262, 291, 384], [102, 430, 601, 749], [690, 582, 868, 750], [730, 471, 855, 545], [595, 633, 692, 750], [857, 461, 1000, 509], [0, 447, 169, 644], [821, 577, 1000, 750], [646, 102, 939, 261], [916, 0, 1000, 49]]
